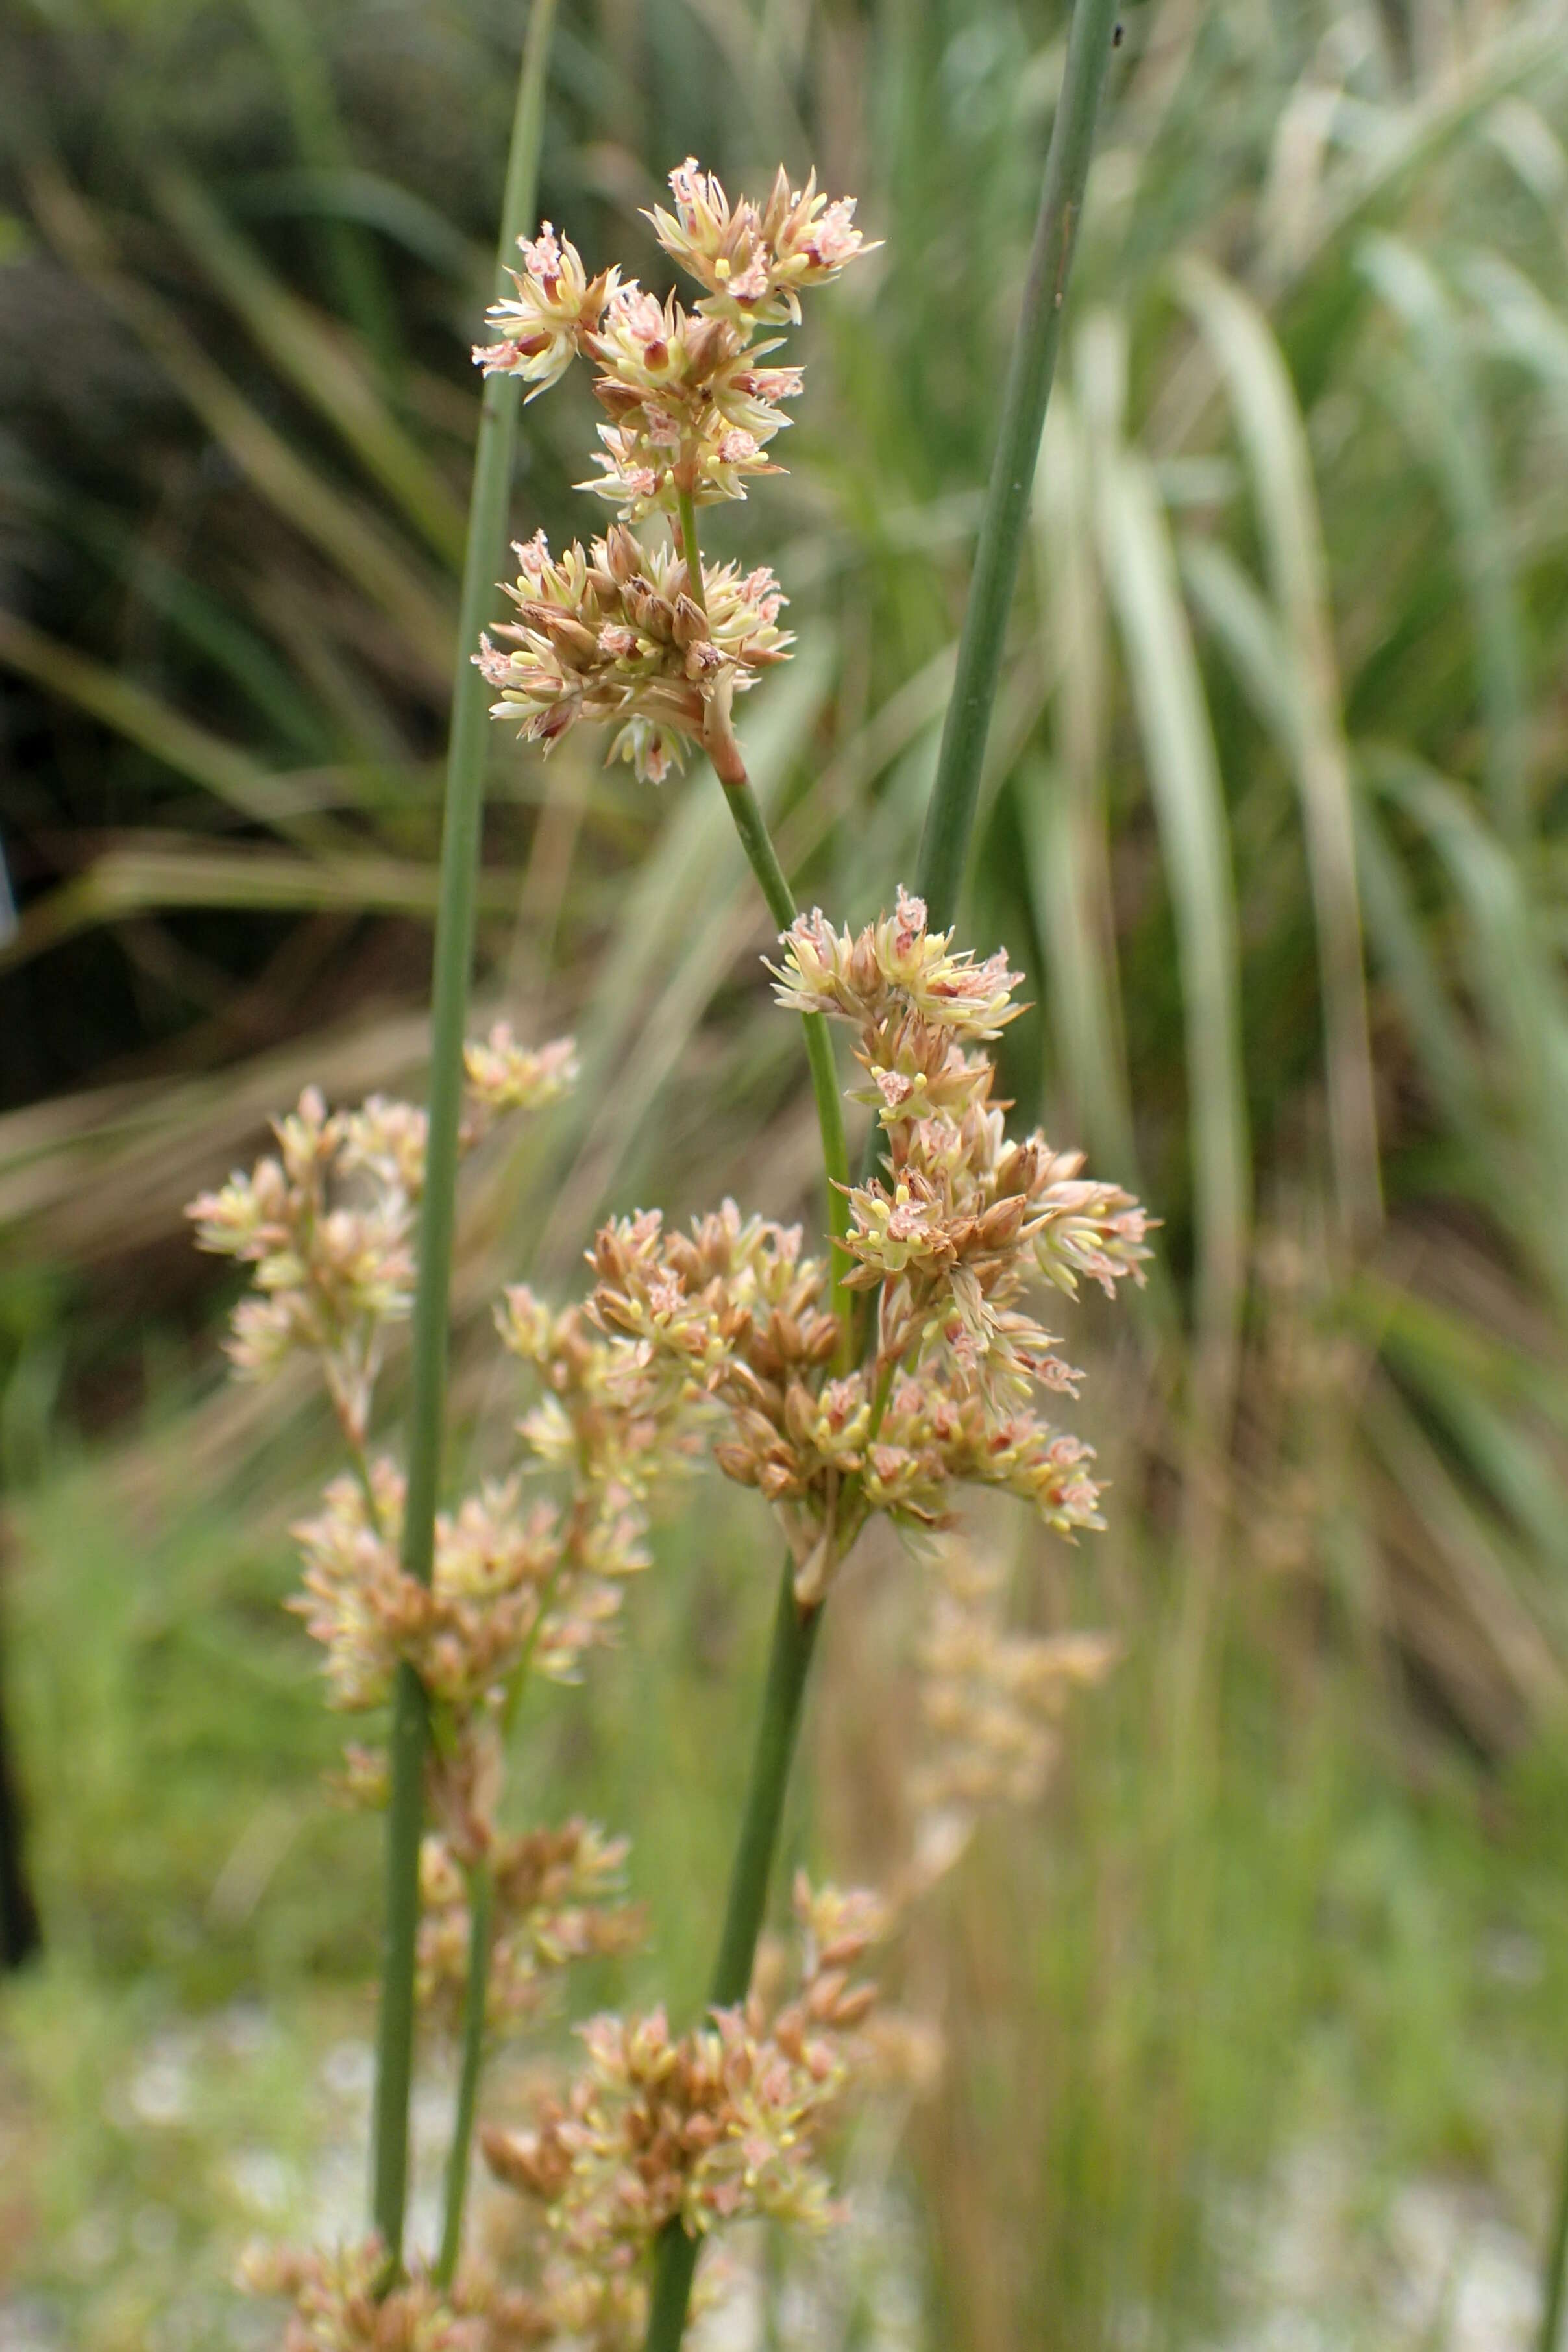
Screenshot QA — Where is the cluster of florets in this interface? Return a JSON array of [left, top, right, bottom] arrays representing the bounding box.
[[779, 885, 1150, 1396], [476, 159, 870, 513], [476, 525, 790, 787], [482, 1875, 885, 2299], [476, 157, 870, 787], [236, 2236, 554, 2351], [541, 890, 1148, 1602], [188, 1029, 576, 1446], [913, 1545, 1120, 1824], [419, 1821, 642, 2031], [287, 1458, 639, 1719]]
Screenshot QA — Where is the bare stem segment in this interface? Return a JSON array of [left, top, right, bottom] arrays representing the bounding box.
[[639, 498, 847, 2350], [435, 1862, 496, 2290], [643, 1563, 821, 2352], [371, 0, 558, 2270], [676, 491, 853, 1354], [916, 0, 1121, 928]]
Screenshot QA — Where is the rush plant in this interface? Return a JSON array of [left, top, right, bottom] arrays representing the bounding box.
[[184, 1, 1125, 2340]]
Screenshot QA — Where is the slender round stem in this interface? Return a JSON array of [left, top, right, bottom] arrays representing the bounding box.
[[370, 0, 558, 2272], [676, 496, 853, 1357], [676, 484, 707, 613], [719, 775, 852, 1347], [643, 1560, 822, 2352], [1539, 2069, 1568, 2352], [639, 485, 851, 2347], [915, 0, 1120, 931], [435, 1861, 495, 2290]]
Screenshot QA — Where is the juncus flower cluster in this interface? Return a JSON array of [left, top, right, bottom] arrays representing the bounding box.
[[190, 1031, 667, 2346], [480, 1874, 885, 2334], [474, 158, 872, 786], [475, 526, 790, 788], [556, 888, 1149, 1604], [188, 1028, 577, 1447], [206, 145, 1145, 2352], [911, 1543, 1121, 1826], [419, 1822, 642, 2033]]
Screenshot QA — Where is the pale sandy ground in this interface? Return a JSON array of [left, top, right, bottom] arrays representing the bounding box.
[[0, 2018, 1556, 2351]]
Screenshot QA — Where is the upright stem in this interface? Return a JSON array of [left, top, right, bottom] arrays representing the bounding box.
[[643, 1562, 822, 2352], [435, 1862, 495, 2290], [370, 0, 557, 2270], [1539, 2071, 1568, 2352], [915, 0, 1120, 929], [675, 492, 853, 1355], [675, 485, 706, 612], [640, 493, 850, 2351]]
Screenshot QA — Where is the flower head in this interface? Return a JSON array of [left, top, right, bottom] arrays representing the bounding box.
[[474, 224, 619, 398], [648, 158, 875, 326], [772, 887, 1025, 1040], [475, 158, 869, 781], [477, 528, 789, 781]]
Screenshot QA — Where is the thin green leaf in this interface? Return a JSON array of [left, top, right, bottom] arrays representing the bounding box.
[[1176, 255, 1381, 1246], [25, 158, 452, 677], [1096, 447, 1251, 1427], [150, 168, 466, 567], [1360, 236, 1530, 844]]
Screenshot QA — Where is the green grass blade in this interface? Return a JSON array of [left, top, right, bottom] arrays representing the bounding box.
[[1177, 256, 1382, 1247], [242, 0, 400, 372], [1360, 236, 1530, 844], [149, 167, 466, 567], [916, 0, 1121, 929], [0, 608, 323, 841], [1026, 395, 1141, 1187], [371, 0, 558, 2270], [1097, 447, 1251, 1428], [24, 158, 452, 676]]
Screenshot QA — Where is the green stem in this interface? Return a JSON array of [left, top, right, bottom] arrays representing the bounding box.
[[675, 484, 706, 611], [722, 777, 851, 1343], [678, 494, 853, 1356], [369, 0, 557, 2272], [643, 1561, 822, 2352], [637, 486, 851, 2347], [915, 0, 1120, 929], [1540, 2071, 1568, 2352], [435, 1862, 495, 2290]]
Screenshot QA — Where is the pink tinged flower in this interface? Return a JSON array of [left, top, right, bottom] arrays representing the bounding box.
[[519, 225, 565, 283], [803, 197, 863, 271], [729, 252, 770, 301]]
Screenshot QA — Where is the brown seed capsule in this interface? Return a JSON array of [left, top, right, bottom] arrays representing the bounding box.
[[670, 593, 707, 650]]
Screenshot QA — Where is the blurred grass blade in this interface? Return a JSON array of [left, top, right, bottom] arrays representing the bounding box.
[[373, 0, 558, 2267], [1027, 395, 1140, 1190], [1177, 256, 1381, 1248], [0, 840, 526, 976], [1367, 749, 1568, 1301], [228, 164, 484, 282], [54, 501, 334, 762], [1359, 236, 1529, 844], [1097, 448, 1250, 1428], [916, 0, 1121, 927], [243, 0, 398, 371], [1349, 785, 1485, 1145], [24, 157, 452, 679], [149, 167, 466, 567], [1363, 1378, 1565, 1723], [1293, 18, 1568, 286], [0, 608, 322, 840]]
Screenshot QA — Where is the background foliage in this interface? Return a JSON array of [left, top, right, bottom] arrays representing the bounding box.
[[6, 0, 1568, 2344]]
